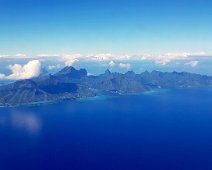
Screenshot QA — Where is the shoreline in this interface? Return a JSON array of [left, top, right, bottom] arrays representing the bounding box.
[[1, 87, 212, 108]]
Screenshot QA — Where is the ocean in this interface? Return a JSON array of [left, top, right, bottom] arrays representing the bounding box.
[[0, 89, 212, 170]]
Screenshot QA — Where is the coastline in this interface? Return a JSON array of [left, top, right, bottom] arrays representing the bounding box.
[[1, 87, 212, 108]]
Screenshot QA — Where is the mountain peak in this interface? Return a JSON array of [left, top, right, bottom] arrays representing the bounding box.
[[125, 71, 135, 76], [105, 69, 111, 75], [55, 66, 87, 78], [59, 66, 76, 73]]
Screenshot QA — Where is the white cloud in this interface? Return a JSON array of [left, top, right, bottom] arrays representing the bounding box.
[[108, 61, 116, 67], [37, 54, 80, 66], [0, 54, 28, 59], [0, 52, 209, 69], [61, 54, 81, 66], [37, 54, 59, 58], [14, 53, 28, 58], [35, 53, 132, 63], [154, 52, 207, 65], [119, 63, 131, 69], [154, 52, 190, 65], [93, 53, 113, 61], [64, 58, 78, 66], [124, 52, 207, 66], [48, 64, 61, 70], [188, 52, 206, 57], [0, 73, 6, 79], [139, 53, 152, 60], [185, 60, 199, 67], [91, 53, 132, 61], [0, 52, 209, 62], [0, 60, 41, 80], [87, 72, 94, 76]]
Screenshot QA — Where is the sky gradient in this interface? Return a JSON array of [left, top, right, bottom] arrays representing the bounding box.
[[0, 0, 212, 55], [0, 0, 212, 80]]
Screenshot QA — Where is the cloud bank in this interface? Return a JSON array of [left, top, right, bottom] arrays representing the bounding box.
[[0, 52, 210, 80], [0, 52, 209, 66]]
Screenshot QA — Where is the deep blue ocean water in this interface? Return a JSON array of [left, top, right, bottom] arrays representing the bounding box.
[[0, 89, 212, 170]]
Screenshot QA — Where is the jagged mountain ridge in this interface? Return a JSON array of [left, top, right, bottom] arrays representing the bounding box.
[[0, 66, 212, 106]]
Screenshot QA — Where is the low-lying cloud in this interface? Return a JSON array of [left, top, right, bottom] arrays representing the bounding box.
[[119, 63, 131, 69], [48, 64, 61, 70], [108, 61, 116, 67], [0, 60, 41, 80], [0, 52, 210, 79], [0, 52, 209, 65], [185, 60, 199, 67]]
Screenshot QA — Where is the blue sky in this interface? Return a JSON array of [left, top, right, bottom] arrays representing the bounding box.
[[0, 0, 212, 80], [0, 0, 212, 55]]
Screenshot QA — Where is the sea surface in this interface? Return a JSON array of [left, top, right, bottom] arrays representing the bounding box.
[[0, 89, 212, 170]]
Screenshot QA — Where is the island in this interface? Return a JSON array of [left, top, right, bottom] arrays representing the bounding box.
[[0, 66, 212, 106]]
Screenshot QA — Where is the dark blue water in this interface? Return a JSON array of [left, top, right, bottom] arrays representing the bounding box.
[[0, 89, 212, 170]]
